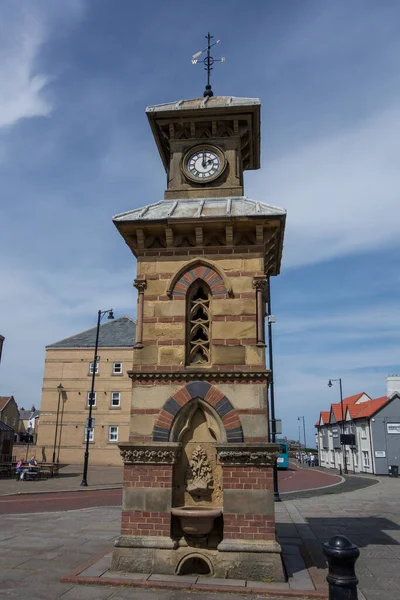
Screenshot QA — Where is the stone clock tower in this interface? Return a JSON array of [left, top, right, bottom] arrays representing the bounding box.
[[112, 95, 286, 580]]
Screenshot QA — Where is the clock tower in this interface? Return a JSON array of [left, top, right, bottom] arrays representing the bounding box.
[[112, 94, 287, 581]]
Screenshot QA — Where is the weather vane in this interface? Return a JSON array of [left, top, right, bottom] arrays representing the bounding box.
[[191, 32, 226, 98]]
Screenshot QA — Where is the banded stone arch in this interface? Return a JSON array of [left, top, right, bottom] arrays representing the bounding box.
[[166, 259, 232, 299], [152, 381, 244, 443]]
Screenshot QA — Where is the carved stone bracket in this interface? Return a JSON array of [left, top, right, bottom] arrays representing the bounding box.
[[216, 443, 280, 467], [119, 442, 181, 465]]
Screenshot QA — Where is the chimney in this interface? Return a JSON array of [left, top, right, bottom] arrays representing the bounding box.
[[386, 376, 400, 397]]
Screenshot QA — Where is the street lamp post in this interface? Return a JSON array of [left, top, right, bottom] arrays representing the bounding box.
[[52, 384, 64, 464], [57, 392, 67, 464], [81, 309, 114, 487], [266, 276, 281, 503], [298, 416, 306, 450], [328, 378, 348, 475]]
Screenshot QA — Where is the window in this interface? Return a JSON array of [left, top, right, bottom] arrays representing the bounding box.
[[109, 426, 118, 442], [186, 281, 211, 365], [279, 443, 287, 454], [113, 362, 123, 375], [84, 427, 94, 442], [362, 451, 370, 467], [111, 392, 120, 407], [89, 362, 99, 374], [354, 452, 358, 467], [87, 391, 96, 407], [361, 424, 367, 439], [332, 428, 338, 438]]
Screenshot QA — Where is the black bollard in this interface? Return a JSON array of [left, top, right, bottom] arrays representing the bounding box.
[[323, 535, 360, 600]]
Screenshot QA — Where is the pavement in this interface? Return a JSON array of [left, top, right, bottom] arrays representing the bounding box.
[[0, 464, 124, 496], [0, 473, 398, 599]]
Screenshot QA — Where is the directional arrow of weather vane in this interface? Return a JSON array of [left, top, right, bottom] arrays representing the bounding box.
[[191, 32, 226, 98]]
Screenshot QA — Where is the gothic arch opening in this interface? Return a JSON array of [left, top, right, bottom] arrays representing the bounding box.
[[186, 281, 211, 366], [170, 399, 224, 510]]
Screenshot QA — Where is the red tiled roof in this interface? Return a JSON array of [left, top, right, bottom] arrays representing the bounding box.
[[316, 392, 372, 426], [315, 411, 330, 427], [0, 396, 12, 411], [342, 392, 367, 405], [352, 396, 388, 419]]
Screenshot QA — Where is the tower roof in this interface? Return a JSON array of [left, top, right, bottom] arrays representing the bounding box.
[[113, 196, 286, 223], [146, 96, 261, 172], [47, 316, 136, 349]]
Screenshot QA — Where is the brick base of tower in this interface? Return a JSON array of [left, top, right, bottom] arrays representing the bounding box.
[[112, 440, 285, 581]]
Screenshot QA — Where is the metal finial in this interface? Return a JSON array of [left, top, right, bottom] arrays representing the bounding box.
[[191, 32, 226, 97]]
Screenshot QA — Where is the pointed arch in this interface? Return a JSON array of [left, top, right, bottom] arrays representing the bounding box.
[[166, 258, 233, 299], [186, 280, 211, 366], [152, 381, 244, 443]]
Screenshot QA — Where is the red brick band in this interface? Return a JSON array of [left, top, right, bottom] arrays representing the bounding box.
[[222, 465, 273, 490], [121, 510, 170, 537], [224, 513, 275, 541]]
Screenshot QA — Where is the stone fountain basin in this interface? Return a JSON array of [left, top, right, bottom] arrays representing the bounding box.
[[171, 506, 222, 537]]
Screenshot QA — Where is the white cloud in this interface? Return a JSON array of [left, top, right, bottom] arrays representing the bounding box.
[[0, 258, 136, 402], [0, 0, 85, 129], [250, 105, 400, 268]]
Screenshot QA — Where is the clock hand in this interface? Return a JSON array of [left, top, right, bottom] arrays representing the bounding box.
[[202, 151, 207, 168]]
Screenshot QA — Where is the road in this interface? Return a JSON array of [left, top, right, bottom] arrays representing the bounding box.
[[0, 462, 342, 514]]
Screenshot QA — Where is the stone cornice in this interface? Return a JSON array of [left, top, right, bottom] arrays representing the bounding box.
[[127, 369, 270, 384], [216, 443, 280, 466], [119, 442, 181, 465]]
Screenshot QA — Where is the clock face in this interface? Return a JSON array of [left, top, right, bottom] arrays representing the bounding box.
[[183, 146, 225, 183]]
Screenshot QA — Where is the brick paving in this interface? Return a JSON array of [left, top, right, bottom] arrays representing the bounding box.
[[0, 466, 397, 598]]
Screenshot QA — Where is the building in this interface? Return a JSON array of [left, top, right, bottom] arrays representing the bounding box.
[[36, 316, 136, 466], [0, 421, 14, 461], [316, 377, 400, 475], [110, 91, 287, 580], [18, 406, 40, 443], [0, 396, 24, 460], [0, 396, 22, 434]]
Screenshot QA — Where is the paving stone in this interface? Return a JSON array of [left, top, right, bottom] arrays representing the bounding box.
[[102, 570, 150, 580], [148, 573, 198, 583], [246, 580, 290, 589], [61, 584, 115, 599], [196, 577, 246, 587]]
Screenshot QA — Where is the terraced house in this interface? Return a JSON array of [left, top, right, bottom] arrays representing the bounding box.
[[316, 376, 400, 475]]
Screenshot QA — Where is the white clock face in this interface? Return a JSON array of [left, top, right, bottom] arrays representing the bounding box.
[[186, 149, 222, 181]]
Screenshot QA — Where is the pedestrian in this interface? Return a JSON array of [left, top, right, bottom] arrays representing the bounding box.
[[15, 460, 24, 480], [311, 454, 315, 467], [307, 454, 311, 467]]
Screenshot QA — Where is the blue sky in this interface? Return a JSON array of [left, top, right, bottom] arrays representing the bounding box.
[[1, 0, 399, 445]]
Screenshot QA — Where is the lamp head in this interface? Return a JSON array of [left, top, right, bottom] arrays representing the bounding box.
[[328, 380, 333, 388], [108, 310, 114, 320], [57, 383, 64, 392]]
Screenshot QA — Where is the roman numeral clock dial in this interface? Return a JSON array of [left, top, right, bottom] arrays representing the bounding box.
[[183, 145, 226, 184]]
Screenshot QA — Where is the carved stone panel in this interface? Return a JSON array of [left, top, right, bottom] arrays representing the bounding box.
[[186, 445, 214, 496], [216, 443, 280, 467], [119, 442, 181, 465]]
